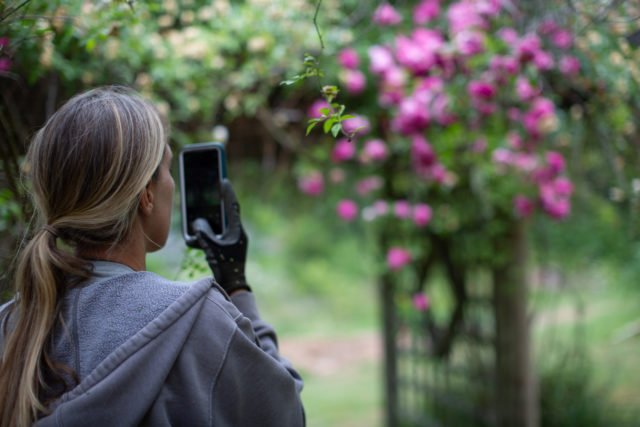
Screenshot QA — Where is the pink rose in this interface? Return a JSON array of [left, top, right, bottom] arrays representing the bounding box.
[[337, 47, 360, 69], [394, 200, 412, 219], [391, 95, 431, 135], [356, 176, 383, 196], [387, 246, 412, 270], [307, 99, 330, 119], [551, 29, 573, 50], [412, 292, 430, 311], [368, 45, 395, 75], [298, 172, 324, 196], [341, 69, 367, 95], [513, 195, 534, 218], [331, 138, 356, 163], [411, 135, 437, 173], [413, 0, 440, 24], [336, 199, 359, 222], [373, 200, 389, 215], [537, 20, 559, 35], [454, 30, 485, 56], [498, 27, 519, 44], [492, 148, 514, 165], [546, 151, 566, 174], [516, 33, 542, 63], [559, 55, 580, 76], [413, 203, 433, 227], [516, 76, 540, 101], [447, 0, 487, 34], [342, 115, 371, 136], [533, 50, 554, 71], [468, 80, 497, 100], [553, 176, 574, 196], [362, 139, 389, 162], [373, 3, 403, 26]]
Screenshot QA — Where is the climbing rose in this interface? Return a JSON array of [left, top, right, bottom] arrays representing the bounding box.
[[373, 3, 403, 26], [337, 199, 359, 222], [513, 195, 534, 218], [341, 69, 367, 95], [387, 246, 412, 270], [413, 203, 433, 227], [298, 172, 324, 196], [412, 292, 430, 311], [559, 55, 580, 76], [342, 115, 370, 136], [413, 0, 440, 24], [394, 200, 412, 219], [362, 139, 389, 162], [331, 138, 356, 163], [307, 99, 330, 119], [337, 47, 360, 69]]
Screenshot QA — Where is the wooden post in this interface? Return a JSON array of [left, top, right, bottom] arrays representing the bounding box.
[[492, 221, 539, 427], [381, 272, 398, 427]]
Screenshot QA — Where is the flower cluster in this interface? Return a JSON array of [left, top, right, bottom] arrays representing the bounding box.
[[302, 1, 580, 281]]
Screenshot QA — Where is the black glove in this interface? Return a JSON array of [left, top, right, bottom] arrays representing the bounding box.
[[192, 179, 251, 295]]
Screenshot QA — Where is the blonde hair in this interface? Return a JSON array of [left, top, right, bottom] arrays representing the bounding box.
[[0, 86, 166, 426]]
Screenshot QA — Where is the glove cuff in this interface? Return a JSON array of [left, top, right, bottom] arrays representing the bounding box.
[[224, 283, 252, 295]]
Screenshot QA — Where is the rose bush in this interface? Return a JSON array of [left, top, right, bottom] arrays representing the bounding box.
[[299, 1, 585, 284]]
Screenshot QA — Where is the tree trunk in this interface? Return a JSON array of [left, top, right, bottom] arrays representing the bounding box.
[[492, 221, 539, 427]]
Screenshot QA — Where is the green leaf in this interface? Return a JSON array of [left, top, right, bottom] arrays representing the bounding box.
[[86, 38, 96, 52], [341, 114, 355, 120], [323, 118, 336, 133], [331, 123, 342, 138], [306, 121, 319, 135], [318, 108, 331, 116]]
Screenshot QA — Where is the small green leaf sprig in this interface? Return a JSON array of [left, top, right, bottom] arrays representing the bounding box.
[[281, 53, 357, 139]]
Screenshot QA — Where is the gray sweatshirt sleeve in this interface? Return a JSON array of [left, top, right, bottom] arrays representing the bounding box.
[[208, 291, 305, 426]]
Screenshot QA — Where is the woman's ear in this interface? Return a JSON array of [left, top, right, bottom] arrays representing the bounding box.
[[139, 183, 155, 216]]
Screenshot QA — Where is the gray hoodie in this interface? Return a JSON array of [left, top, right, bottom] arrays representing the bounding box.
[[0, 262, 304, 426]]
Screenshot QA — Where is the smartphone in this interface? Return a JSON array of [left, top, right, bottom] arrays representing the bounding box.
[[178, 142, 227, 246]]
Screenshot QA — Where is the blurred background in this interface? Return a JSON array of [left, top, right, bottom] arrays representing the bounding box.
[[1, 0, 640, 425]]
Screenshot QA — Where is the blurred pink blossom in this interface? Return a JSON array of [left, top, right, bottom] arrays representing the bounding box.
[[454, 30, 485, 56], [498, 27, 519, 44], [331, 138, 356, 163], [0, 37, 9, 49], [307, 99, 330, 119], [507, 108, 522, 122], [553, 176, 574, 196], [468, 80, 497, 99], [373, 200, 389, 215], [432, 94, 456, 126], [337, 199, 359, 222], [413, 0, 440, 24], [412, 292, 430, 311], [341, 69, 367, 95], [516, 76, 540, 101], [513, 195, 534, 218], [447, 0, 487, 34], [394, 200, 412, 219], [387, 246, 412, 270], [472, 137, 487, 153], [477, 0, 501, 16], [395, 29, 444, 75], [537, 20, 559, 35], [546, 151, 566, 174], [298, 172, 324, 196], [356, 176, 383, 195], [516, 33, 542, 63], [378, 66, 406, 106], [513, 153, 538, 172], [413, 203, 433, 227], [337, 47, 360, 69], [559, 55, 580, 76], [342, 115, 371, 136], [392, 95, 431, 135], [533, 50, 554, 71], [362, 139, 389, 162], [430, 163, 448, 183], [369, 45, 396, 75], [523, 97, 555, 139], [373, 3, 403, 26], [507, 131, 524, 149], [411, 135, 437, 174], [551, 29, 573, 50], [492, 148, 514, 165], [0, 57, 10, 72], [539, 183, 571, 219]]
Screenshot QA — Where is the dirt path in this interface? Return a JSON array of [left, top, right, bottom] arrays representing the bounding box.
[[279, 332, 382, 377]]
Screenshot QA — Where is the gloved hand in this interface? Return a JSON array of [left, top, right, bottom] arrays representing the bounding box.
[[192, 179, 251, 295]]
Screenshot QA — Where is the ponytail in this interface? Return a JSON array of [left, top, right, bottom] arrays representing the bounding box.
[[0, 86, 166, 426]]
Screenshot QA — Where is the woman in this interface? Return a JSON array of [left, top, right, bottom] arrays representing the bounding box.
[[0, 87, 304, 426]]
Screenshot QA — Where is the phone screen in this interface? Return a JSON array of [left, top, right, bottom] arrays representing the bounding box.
[[182, 147, 224, 236]]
